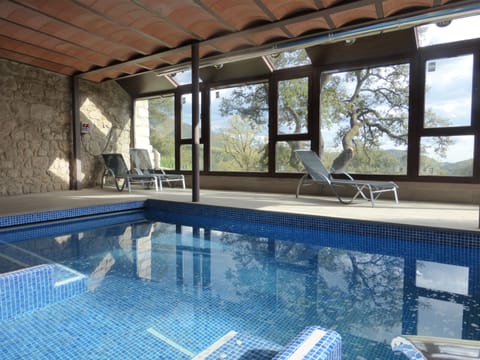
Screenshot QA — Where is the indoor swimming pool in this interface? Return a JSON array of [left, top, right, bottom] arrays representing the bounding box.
[[1, 200, 479, 359]]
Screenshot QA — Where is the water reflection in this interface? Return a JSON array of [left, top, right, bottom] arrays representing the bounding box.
[[6, 219, 480, 356]]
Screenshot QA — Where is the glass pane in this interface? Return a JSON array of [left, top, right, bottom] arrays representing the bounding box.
[[134, 96, 176, 169], [267, 49, 311, 70], [320, 64, 409, 175], [180, 144, 204, 171], [278, 77, 308, 135], [424, 55, 473, 128], [210, 84, 268, 172], [416, 261, 469, 295], [276, 141, 310, 173], [170, 70, 202, 85], [416, 15, 480, 47], [419, 135, 474, 176], [181, 93, 201, 139]]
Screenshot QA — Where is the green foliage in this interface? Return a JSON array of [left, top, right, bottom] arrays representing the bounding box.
[[321, 65, 410, 152], [148, 96, 175, 168], [219, 83, 268, 125], [211, 115, 268, 172], [278, 77, 308, 134]]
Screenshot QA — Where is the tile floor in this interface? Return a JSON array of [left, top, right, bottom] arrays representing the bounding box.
[[0, 187, 478, 232]]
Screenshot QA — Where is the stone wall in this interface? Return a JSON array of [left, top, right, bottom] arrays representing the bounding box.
[[0, 60, 71, 195], [79, 80, 132, 187], [0, 59, 132, 196]]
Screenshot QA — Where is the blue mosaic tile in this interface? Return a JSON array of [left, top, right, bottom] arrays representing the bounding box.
[[146, 199, 480, 247], [1, 199, 479, 359], [0, 264, 86, 320], [273, 326, 341, 360], [0, 201, 146, 229], [0, 210, 146, 245], [191, 331, 282, 359]]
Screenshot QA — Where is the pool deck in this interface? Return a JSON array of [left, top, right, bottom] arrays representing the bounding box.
[[0, 187, 478, 232]]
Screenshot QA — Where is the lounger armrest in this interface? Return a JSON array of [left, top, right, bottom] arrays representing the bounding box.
[[330, 172, 355, 181]]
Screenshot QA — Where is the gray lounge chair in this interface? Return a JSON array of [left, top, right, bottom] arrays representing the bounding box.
[[101, 153, 158, 192], [295, 150, 398, 207], [129, 148, 185, 191]]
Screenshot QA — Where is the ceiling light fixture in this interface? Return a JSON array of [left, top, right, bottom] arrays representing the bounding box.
[[436, 19, 452, 27], [344, 38, 356, 46]]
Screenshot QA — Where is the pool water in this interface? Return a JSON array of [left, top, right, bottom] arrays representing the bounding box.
[[1, 210, 480, 359]]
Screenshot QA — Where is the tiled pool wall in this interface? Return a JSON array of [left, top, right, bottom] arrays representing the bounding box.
[[0, 201, 147, 229], [146, 199, 480, 247], [0, 202, 146, 321], [0, 264, 87, 320], [1, 199, 478, 247]]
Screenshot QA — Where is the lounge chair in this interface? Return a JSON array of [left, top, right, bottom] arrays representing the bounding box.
[[129, 148, 185, 191], [295, 150, 398, 207], [391, 335, 480, 359], [101, 153, 158, 192]]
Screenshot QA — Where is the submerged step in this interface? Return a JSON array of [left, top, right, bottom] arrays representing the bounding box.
[[0, 263, 87, 320]]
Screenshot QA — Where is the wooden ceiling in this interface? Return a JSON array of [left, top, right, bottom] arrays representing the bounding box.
[[0, 0, 478, 83]]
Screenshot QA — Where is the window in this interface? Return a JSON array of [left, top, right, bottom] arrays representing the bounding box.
[[170, 69, 202, 85], [134, 96, 176, 169], [419, 135, 474, 176], [416, 15, 480, 47], [180, 93, 193, 139], [179, 92, 203, 170], [420, 52, 475, 177], [278, 77, 308, 135], [424, 55, 473, 128], [274, 75, 310, 173], [180, 144, 204, 171], [266, 49, 311, 70], [320, 64, 410, 175], [276, 141, 310, 172], [210, 84, 268, 172]]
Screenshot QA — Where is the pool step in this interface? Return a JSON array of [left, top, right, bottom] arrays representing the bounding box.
[[0, 263, 87, 320], [193, 326, 341, 360], [148, 326, 341, 360]]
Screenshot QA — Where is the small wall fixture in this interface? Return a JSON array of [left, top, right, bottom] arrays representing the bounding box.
[[436, 19, 452, 27], [344, 38, 356, 46]]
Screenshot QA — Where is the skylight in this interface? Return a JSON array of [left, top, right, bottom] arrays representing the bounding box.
[[169, 70, 202, 85], [416, 14, 480, 47], [266, 49, 311, 70]]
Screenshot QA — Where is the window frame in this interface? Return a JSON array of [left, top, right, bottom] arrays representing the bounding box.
[[412, 42, 480, 182], [132, 37, 479, 184]]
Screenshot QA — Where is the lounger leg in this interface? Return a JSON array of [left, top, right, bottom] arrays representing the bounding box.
[[368, 185, 375, 207], [352, 185, 369, 202], [296, 174, 308, 198]]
